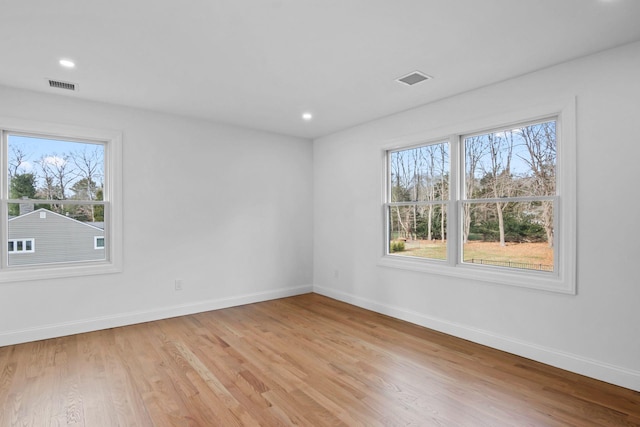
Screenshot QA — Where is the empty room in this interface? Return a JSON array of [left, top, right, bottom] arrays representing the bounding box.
[[1, 1, 639, 425]]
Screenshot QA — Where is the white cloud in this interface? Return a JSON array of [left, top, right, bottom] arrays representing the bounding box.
[[43, 156, 66, 167], [18, 161, 33, 173]]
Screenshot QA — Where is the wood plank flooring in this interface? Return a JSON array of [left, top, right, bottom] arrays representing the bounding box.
[[0, 293, 638, 426]]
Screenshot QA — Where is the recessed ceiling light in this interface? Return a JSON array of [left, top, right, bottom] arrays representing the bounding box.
[[59, 59, 76, 68], [302, 112, 313, 121]]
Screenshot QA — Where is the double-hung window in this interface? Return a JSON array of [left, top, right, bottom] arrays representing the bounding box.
[[383, 102, 576, 293], [461, 120, 557, 272], [0, 117, 122, 281], [388, 141, 450, 260]]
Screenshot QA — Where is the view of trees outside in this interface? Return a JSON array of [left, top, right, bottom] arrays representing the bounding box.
[[464, 120, 556, 271], [7, 135, 105, 222], [388, 119, 557, 272], [388, 141, 449, 260]]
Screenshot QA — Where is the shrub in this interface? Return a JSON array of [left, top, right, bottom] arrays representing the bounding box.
[[390, 240, 405, 253]]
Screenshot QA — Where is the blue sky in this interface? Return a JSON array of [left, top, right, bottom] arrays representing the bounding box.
[[8, 134, 103, 176], [8, 135, 105, 195]]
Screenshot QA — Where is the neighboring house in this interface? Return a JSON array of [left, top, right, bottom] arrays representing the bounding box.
[[8, 208, 104, 266]]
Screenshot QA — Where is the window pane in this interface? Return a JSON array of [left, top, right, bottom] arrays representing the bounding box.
[[390, 143, 449, 202], [8, 203, 106, 266], [465, 120, 556, 199], [7, 134, 104, 203], [462, 201, 554, 272], [388, 204, 447, 260], [8, 241, 14, 252]]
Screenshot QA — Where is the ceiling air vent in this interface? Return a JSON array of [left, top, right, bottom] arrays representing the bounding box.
[[48, 79, 78, 91], [396, 71, 432, 86]]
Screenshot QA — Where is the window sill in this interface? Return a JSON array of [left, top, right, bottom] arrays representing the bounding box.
[[0, 260, 122, 283], [378, 255, 575, 295]]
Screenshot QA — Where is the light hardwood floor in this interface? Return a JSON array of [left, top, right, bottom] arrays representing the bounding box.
[[0, 293, 638, 426]]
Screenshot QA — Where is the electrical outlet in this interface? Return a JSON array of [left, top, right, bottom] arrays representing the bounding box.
[[175, 279, 183, 291]]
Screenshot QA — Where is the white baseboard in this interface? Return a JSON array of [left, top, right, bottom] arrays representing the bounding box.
[[313, 285, 640, 392], [0, 285, 313, 347]]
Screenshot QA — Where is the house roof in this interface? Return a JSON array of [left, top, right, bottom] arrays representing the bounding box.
[[9, 208, 105, 231]]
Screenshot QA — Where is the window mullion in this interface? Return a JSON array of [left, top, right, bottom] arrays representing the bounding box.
[[449, 134, 460, 267], [461, 196, 556, 204], [387, 201, 447, 207]]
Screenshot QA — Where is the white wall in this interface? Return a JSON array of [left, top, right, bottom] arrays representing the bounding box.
[[0, 85, 313, 345], [313, 41, 640, 391]]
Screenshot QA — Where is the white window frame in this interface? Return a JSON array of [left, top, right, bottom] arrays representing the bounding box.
[[0, 117, 123, 282], [8, 238, 35, 253], [379, 99, 576, 294]]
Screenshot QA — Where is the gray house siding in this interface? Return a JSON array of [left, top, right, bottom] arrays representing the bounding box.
[[8, 209, 104, 266]]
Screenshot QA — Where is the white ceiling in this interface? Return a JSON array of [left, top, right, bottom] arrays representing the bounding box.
[[2, 0, 640, 139]]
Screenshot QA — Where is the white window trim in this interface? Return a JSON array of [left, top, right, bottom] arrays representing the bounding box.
[[8, 238, 35, 253], [378, 98, 577, 294], [0, 116, 123, 282]]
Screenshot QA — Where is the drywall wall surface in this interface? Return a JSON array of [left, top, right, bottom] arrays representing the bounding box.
[[0, 86, 313, 344], [313, 41, 640, 390]]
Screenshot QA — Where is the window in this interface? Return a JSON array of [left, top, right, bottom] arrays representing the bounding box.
[[8, 238, 34, 253], [388, 141, 449, 260], [382, 101, 576, 293], [462, 120, 557, 272], [1, 117, 122, 282]]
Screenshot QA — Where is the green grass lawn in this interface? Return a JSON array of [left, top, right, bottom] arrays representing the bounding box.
[[391, 240, 554, 271], [399, 240, 447, 260]]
